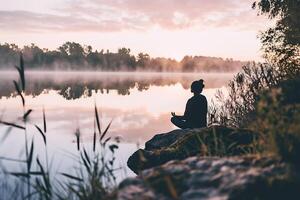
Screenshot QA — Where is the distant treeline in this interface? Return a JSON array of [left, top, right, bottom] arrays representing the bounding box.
[[0, 42, 248, 72]]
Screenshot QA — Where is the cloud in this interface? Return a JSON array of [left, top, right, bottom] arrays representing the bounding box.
[[0, 10, 141, 33], [0, 0, 268, 33]]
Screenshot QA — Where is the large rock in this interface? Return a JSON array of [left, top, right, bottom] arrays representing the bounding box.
[[119, 156, 294, 200], [127, 125, 259, 174]]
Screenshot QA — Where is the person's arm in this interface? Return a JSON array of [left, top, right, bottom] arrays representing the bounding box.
[[171, 100, 190, 120], [182, 100, 191, 120], [171, 112, 185, 120]]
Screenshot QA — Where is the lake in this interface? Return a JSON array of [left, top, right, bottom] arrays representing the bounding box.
[[0, 71, 234, 182]]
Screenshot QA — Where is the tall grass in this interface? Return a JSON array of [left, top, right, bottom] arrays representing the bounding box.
[[0, 54, 119, 200], [209, 62, 281, 128]]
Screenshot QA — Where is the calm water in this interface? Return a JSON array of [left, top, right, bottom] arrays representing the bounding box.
[[0, 71, 234, 181]]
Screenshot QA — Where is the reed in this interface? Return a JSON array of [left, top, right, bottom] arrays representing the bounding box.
[[0, 54, 119, 200]]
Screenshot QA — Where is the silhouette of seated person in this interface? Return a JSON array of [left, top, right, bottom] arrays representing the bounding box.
[[171, 79, 207, 129]]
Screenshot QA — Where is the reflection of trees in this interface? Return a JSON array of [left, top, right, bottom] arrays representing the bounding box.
[[0, 73, 233, 100]]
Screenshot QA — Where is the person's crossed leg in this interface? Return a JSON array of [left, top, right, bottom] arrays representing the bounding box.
[[171, 116, 189, 129]]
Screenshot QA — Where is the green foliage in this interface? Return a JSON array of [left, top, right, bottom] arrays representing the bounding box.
[[215, 0, 299, 128], [173, 126, 259, 157], [211, 1, 300, 167], [58, 107, 118, 200], [255, 77, 300, 165], [253, 0, 300, 73], [216, 62, 279, 127]]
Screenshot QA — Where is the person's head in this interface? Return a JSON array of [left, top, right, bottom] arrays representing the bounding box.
[[191, 79, 205, 94]]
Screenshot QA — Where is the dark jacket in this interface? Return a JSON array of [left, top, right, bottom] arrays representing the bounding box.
[[183, 94, 207, 128]]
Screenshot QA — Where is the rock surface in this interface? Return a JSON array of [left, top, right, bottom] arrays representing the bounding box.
[[127, 126, 259, 174], [119, 156, 290, 200]]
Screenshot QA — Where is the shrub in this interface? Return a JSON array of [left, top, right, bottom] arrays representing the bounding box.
[[255, 77, 300, 165]]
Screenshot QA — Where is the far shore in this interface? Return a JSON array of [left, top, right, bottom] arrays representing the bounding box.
[[0, 70, 239, 75]]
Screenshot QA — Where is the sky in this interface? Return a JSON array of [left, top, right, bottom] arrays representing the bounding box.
[[0, 0, 272, 61]]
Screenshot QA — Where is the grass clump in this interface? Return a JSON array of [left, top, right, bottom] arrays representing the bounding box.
[[0, 54, 120, 200]]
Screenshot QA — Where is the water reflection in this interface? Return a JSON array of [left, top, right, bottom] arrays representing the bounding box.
[[0, 71, 233, 99], [0, 71, 234, 182], [0, 71, 234, 142]]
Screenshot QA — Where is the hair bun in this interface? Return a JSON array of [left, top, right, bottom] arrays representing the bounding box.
[[199, 79, 205, 88]]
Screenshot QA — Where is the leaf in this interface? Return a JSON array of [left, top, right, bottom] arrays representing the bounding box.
[[43, 107, 47, 133], [94, 105, 101, 136], [61, 173, 83, 182], [19, 54, 25, 91], [14, 66, 22, 85], [93, 131, 96, 152], [13, 80, 25, 106], [35, 125, 46, 145], [83, 148, 91, 166], [28, 139, 34, 170], [80, 152, 91, 175], [11, 172, 30, 178], [103, 137, 111, 146], [109, 144, 118, 153], [29, 171, 44, 176], [100, 120, 112, 142], [37, 158, 51, 193], [23, 109, 33, 121], [75, 129, 80, 151], [0, 120, 25, 130]]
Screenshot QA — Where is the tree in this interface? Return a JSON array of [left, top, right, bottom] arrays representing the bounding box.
[[137, 53, 150, 69], [253, 0, 300, 76]]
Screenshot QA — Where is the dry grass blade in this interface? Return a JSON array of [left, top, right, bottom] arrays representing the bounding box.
[[80, 153, 91, 175], [36, 158, 51, 194], [93, 131, 96, 152], [0, 120, 25, 130], [28, 139, 34, 171], [103, 137, 111, 146], [43, 107, 47, 133], [35, 125, 46, 145], [100, 120, 112, 142], [16, 54, 26, 91], [23, 109, 33, 121], [14, 65, 23, 89], [164, 176, 178, 199], [13, 80, 25, 106], [94, 105, 101, 136], [10, 172, 30, 178], [61, 173, 83, 182], [29, 171, 44, 176], [83, 148, 91, 166], [20, 54, 25, 90], [75, 128, 80, 151], [109, 144, 118, 153]]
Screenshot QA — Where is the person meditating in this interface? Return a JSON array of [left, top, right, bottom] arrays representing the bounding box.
[[171, 79, 207, 129]]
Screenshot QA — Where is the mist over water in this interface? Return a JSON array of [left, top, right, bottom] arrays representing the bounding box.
[[0, 71, 234, 180], [0, 71, 234, 140]]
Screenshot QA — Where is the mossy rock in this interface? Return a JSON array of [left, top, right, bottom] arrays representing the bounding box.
[[127, 125, 259, 174]]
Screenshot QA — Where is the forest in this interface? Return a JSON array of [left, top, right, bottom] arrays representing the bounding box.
[[0, 42, 247, 72]]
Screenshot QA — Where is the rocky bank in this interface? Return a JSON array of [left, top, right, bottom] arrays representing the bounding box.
[[115, 126, 298, 200], [128, 126, 259, 174], [118, 156, 294, 200]]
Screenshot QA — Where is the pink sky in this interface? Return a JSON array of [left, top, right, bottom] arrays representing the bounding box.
[[0, 0, 271, 61]]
